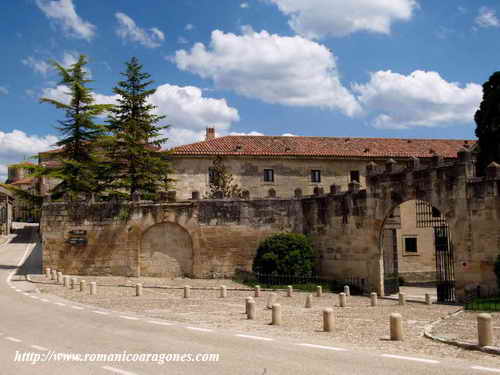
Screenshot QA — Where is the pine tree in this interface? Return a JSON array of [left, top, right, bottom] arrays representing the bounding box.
[[106, 57, 173, 199], [475, 72, 500, 175], [206, 156, 242, 198], [40, 54, 112, 198]]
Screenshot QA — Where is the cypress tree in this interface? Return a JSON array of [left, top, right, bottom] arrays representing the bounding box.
[[106, 57, 173, 199]]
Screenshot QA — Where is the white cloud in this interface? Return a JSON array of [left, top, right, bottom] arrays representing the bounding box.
[[175, 28, 361, 116], [241, 2, 249, 8], [230, 131, 264, 136], [353, 70, 482, 129], [177, 36, 189, 44], [475, 7, 500, 28], [185, 24, 194, 31], [115, 12, 165, 48], [267, 0, 417, 39], [281, 133, 297, 136], [35, 0, 96, 41], [0, 130, 58, 181], [22, 51, 91, 77], [22, 57, 52, 76], [0, 87, 8, 95]]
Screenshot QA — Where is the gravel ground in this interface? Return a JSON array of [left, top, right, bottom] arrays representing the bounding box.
[[30, 275, 500, 365]]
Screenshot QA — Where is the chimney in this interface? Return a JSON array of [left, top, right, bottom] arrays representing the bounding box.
[[206, 127, 216, 141]]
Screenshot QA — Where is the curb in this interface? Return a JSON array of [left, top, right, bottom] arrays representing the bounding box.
[[423, 308, 500, 355]]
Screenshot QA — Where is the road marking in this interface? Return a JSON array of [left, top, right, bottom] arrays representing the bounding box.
[[15, 289, 21, 292], [381, 354, 439, 364], [30, 296, 39, 299], [22, 293, 30, 296], [40, 299, 50, 303], [71, 306, 84, 310], [93, 310, 110, 315], [235, 334, 274, 341], [472, 366, 500, 373], [31, 345, 49, 351], [55, 302, 66, 306], [5, 337, 22, 343], [298, 343, 348, 351], [102, 366, 138, 375], [147, 320, 173, 326], [186, 327, 213, 332], [119, 316, 139, 321]]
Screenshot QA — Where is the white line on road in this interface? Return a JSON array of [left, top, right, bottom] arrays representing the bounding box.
[[55, 302, 66, 306], [472, 366, 500, 373], [22, 293, 30, 296], [147, 320, 173, 326], [71, 306, 84, 310], [40, 299, 50, 303], [119, 316, 139, 321], [15, 289, 21, 292], [29, 296, 39, 299], [298, 343, 348, 351], [186, 327, 213, 332], [5, 337, 22, 343], [381, 354, 439, 364], [102, 366, 138, 375], [31, 345, 49, 351], [235, 334, 274, 341], [93, 310, 110, 315]]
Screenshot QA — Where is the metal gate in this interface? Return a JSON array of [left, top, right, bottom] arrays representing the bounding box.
[[383, 228, 400, 295], [434, 225, 455, 303]]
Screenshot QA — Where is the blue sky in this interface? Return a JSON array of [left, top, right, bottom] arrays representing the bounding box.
[[1, 0, 499, 178]]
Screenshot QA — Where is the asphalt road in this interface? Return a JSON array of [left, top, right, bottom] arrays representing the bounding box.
[[0, 225, 498, 374]]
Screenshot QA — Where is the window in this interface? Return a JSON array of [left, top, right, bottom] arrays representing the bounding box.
[[350, 170, 360, 183], [208, 168, 216, 184], [263, 169, 274, 183], [404, 236, 418, 253], [311, 170, 321, 183]]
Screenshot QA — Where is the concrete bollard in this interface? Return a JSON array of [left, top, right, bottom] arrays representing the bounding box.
[[425, 293, 432, 305], [51, 269, 57, 281], [63, 276, 70, 288], [339, 293, 347, 307], [245, 297, 254, 314], [370, 292, 378, 307], [184, 285, 191, 299], [305, 294, 313, 308], [478, 313, 493, 347], [390, 313, 403, 341], [254, 285, 261, 298], [45, 267, 51, 278], [220, 285, 227, 298], [287, 285, 293, 297], [79, 280, 86, 292], [266, 292, 277, 309], [316, 286, 323, 297], [57, 272, 63, 284], [398, 293, 406, 306], [247, 299, 256, 320], [90, 282, 97, 296], [70, 278, 77, 289], [323, 308, 335, 332], [136, 283, 143, 297], [271, 304, 282, 326], [344, 285, 350, 297]]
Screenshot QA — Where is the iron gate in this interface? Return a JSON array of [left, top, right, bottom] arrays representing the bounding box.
[[434, 225, 456, 303], [383, 228, 400, 295]]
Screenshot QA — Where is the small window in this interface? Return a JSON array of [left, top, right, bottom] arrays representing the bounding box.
[[263, 169, 274, 182], [350, 170, 360, 183], [404, 237, 418, 253], [311, 170, 321, 183], [208, 168, 217, 184]]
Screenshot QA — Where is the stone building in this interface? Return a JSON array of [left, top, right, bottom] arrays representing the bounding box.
[[5, 163, 39, 222], [0, 186, 14, 236]]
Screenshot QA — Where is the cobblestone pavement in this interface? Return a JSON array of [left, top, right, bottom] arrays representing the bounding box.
[[31, 275, 500, 365]]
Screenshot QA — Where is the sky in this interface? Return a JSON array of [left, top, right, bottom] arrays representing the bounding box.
[[1, 0, 499, 180]]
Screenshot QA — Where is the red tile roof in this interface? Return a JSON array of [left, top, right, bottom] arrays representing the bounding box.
[[10, 177, 35, 186], [170, 136, 475, 159]]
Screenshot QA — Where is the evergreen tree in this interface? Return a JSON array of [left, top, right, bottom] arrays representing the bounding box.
[[475, 72, 500, 175], [206, 156, 242, 198], [106, 57, 173, 199], [40, 54, 112, 198]]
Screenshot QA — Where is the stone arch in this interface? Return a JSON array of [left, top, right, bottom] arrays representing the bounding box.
[[140, 222, 193, 278]]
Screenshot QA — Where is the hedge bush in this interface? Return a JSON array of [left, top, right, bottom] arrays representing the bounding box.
[[252, 233, 315, 276]]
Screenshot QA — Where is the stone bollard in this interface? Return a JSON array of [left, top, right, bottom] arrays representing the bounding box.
[[271, 304, 282, 326], [45, 267, 51, 278], [478, 313, 493, 347], [287, 285, 293, 297], [266, 292, 277, 309], [390, 313, 403, 341], [305, 294, 313, 308], [247, 299, 256, 320], [425, 293, 432, 305], [136, 283, 143, 297], [398, 293, 406, 306], [63, 276, 70, 288], [370, 292, 378, 307], [245, 297, 254, 314], [70, 278, 77, 290], [80, 280, 86, 292], [51, 269, 57, 281], [254, 285, 261, 298], [220, 285, 227, 298], [344, 285, 350, 297], [184, 285, 191, 299], [316, 286, 323, 297], [57, 272, 63, 284], [90, 282, 97, 296], [339, 293, 347, 307], [323, 308, 334, 332]]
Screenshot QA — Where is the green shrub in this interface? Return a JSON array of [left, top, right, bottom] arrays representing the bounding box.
[[252, 233, 315, 276]]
